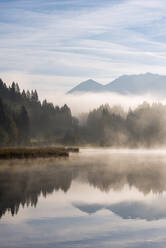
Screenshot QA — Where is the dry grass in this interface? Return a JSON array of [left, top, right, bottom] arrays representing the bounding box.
[[0, 147, 79, 159]]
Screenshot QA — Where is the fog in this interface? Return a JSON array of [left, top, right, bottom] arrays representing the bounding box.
[[2, 76, 166, 147], [43, 91, 166, 116], [1, 149, 166, 219], [37, 91, 166, 147]]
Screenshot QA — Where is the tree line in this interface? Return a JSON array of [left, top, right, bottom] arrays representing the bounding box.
[[0, 78, 166, 147], [0, 79, 77, 146], [81, 103, 166, 147]]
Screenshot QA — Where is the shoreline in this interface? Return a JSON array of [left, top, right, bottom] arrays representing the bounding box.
[[0, 147, 79, 159]]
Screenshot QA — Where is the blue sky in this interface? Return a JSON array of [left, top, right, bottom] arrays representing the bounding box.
[[1, 0, 166, 94]]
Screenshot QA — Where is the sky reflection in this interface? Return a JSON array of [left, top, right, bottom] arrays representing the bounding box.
[[1, 149, 166, 247]]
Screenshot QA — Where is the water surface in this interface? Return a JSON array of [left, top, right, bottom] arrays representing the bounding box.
[[1, 148, 166, 248]]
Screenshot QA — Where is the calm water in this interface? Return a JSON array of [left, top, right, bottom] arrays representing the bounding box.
[[1, 148, 166, 248]]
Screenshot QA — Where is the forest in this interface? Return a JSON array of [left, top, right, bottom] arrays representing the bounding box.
[[0, 78, 166, 148]]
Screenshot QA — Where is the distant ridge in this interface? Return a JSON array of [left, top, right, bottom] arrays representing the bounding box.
[[67, 73, 166, 95], [67, 79, 103, 94]]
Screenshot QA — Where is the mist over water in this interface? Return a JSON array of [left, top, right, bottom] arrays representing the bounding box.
[[1, 149, 166, 247]]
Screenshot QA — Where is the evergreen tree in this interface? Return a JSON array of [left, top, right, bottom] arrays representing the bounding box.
[[17, 106, 30, 144]]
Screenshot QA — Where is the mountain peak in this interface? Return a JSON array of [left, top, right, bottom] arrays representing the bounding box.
[[67, 73, 166, 95], [104, 72, 166, 94], [84, 79, 96, 83], [67, 79, 103, 94]]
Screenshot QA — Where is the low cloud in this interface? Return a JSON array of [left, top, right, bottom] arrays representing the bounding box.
[[44, 92, 166, 116]]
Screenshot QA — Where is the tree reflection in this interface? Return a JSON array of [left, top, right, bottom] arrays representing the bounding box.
[[1, 153, 166, 218]]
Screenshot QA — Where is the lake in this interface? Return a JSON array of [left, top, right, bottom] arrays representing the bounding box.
[[1, 148, 166, 248]]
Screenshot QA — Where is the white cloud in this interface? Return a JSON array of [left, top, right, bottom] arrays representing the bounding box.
[[1, 0, 166, 93]]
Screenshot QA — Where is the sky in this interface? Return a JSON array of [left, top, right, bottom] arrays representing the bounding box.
[[1, 0, 166, 96]]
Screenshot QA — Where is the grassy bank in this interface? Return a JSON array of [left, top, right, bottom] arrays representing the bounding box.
[[0, 147, 79, 159]]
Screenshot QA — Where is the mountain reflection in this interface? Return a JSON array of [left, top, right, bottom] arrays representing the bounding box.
[[1, 152, 166, 218], [74, 201, 166, 221]]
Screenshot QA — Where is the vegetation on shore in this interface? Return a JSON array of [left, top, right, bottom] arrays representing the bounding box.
[[0, 147, 79, 159], [1, 78, 166, 148], [0, 79, 78, 146]]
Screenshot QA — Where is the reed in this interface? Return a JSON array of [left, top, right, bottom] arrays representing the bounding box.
[[0, 147, 79, 159]]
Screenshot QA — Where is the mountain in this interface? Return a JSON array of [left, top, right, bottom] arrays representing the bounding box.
[[67, 79, 103, 94], [67, 73, 166, 95], [105, 73, 166, 94]]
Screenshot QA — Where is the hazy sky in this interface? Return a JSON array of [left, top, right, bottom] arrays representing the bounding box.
[[1, 0, 166, 94]]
